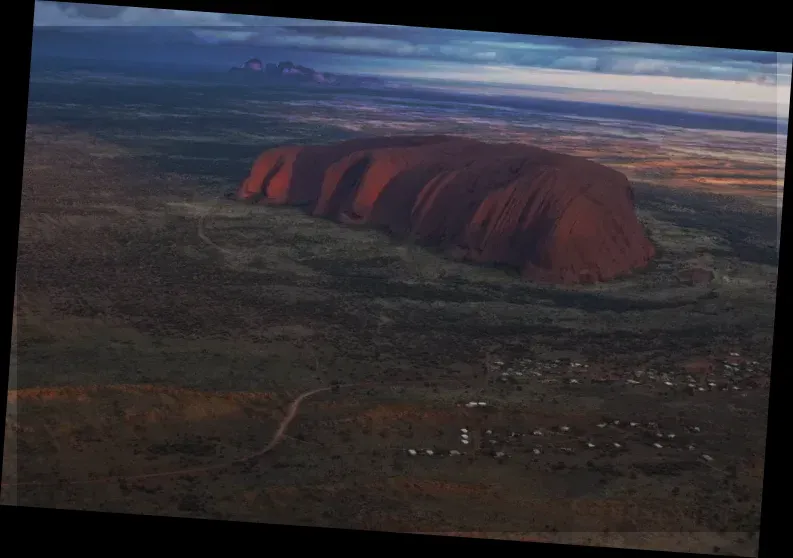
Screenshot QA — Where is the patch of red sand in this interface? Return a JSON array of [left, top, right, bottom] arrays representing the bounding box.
[[8, 384, 275, 404], [385, 478, 492, 497], [238, 136, 655, 284]]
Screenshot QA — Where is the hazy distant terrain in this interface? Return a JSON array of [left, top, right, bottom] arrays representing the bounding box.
[[27, 56, 785, 207], [5, 60, 780, 557]]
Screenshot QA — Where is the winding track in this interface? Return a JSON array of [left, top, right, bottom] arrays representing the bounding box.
[[3, 198, 333, 490], [1, 379, 471, 489], [1, 383, 359, 488], [196, 195, 229, 254]]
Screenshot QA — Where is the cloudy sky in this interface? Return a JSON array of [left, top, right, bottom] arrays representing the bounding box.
[[33, 2, 792, 119]]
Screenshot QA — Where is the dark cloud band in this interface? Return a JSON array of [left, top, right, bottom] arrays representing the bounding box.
[[35, 1, 789, 83]]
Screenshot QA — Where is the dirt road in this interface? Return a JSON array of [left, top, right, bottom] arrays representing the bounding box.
[[1, 383, 355, 489]]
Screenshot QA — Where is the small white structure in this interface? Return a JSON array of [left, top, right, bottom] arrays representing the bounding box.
[[613, 443, 622, 448], [532, 430, 543, 436], [477, 401, 487, 407], [494, 451, 506, 458], [485, 429, 492, 435], [692, 426, 701, 433], [597, 423, 607, 428], [586, 442, 596, 448], [460, 434, 469, 441], [653, 443, 663, 449], [532, 448, 541, 455], [465, 401, 478, 408], [425, 449, 434, 456], [702, 454, 714, 462], [667, 433, 676, 439], [560, 426, 570, 432], [629, 422, 639, 427], [460, 428, 468, 434], [407, 449, 417, 456], [664, 381, 674, 387], [461, 439, 470, 445], [569, 379, 579, 384], [450, 450, 461, 456]]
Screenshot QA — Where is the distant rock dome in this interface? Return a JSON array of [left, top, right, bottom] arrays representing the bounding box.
[[243, 58, 263, 71]]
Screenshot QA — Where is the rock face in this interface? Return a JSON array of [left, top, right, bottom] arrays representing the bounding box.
[[236, 135, 656, 284]]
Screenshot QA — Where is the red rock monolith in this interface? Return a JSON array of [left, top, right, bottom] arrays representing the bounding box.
[[237, 135, 656, 284]]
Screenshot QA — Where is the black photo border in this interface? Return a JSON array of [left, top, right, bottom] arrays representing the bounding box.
[[4, 2, 789, 556]]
